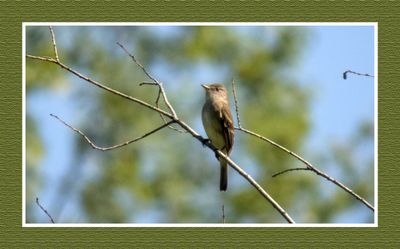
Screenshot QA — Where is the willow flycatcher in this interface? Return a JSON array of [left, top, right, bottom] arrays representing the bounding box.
[[201, 84, 234, 191]]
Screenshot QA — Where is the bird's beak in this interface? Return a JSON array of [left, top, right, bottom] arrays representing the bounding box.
[[201, 84, 210, 90]]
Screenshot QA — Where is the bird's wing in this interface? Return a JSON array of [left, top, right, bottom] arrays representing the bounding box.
[[219, 105, 234, 154]]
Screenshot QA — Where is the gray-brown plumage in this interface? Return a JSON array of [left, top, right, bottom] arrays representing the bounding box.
[[201, 84, 234, 191]]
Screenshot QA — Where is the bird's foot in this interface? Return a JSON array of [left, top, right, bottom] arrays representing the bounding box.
[[200, 137, 211, 147], [214, 151, 220, 160]]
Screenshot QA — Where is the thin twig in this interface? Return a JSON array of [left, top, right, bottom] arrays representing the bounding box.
[[116, 42, 177, 118], [343, 70, 374, 80], [140, 82, 186, 133], [231, 81, 374, 212], [139, 82, 159, 86], [272, 167, 311, 178], [49, 26, 59, 62], [50, 114, 174, 151], [222, 205, 226, 223], [155, 109, 186, 133], [231, 78, 242, 128], [118, 43, 186, 133], [26, 54, 57, 63], [36, 197, 55, 223], [116, 43, 158, 84]]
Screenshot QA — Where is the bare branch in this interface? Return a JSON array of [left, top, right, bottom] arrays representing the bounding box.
[[139, 82, 159, 86], [26, 54, 57, 63], [27, 54, 174, 120], [31, 32, 173, 121], [231, 81, 374, 212], [156, 112, 187, 133], [222, 205, 226, 223], [50, 114, 174, 151], [343, 70, 374, 80], [116, 42, 158, 84], [272, 167, 311, 178], [116, 42, 177, 118], [231, 78, 242, 128], [118, 42, 186, 133], [36, 197, 55, 223], [140, 82, 187, 133], [308, 164, 375, 211], [49, 26, 59, 62]]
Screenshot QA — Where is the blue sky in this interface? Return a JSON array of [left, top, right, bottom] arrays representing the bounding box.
[[301, 26, 374, 149], [26, 25, 375, 223]]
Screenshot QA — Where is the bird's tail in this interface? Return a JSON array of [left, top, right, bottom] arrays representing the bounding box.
[[220, 159, 228, 191]]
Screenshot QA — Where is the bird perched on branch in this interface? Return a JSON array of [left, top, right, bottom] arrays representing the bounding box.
[[201, 84, 234, 191]]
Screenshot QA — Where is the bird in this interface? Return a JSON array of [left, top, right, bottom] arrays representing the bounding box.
[[201, 83, 234, 191]]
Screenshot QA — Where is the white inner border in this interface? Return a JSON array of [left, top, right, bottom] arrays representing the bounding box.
[[22, 22, 378, 228]]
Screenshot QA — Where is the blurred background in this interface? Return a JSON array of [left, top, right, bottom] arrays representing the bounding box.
[[25, 25, 375, 224]]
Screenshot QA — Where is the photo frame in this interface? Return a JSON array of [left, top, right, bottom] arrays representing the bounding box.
[[1, 1, 397, 247]]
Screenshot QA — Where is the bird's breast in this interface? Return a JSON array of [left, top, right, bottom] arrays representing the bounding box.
[[202, 104, 225, 150]]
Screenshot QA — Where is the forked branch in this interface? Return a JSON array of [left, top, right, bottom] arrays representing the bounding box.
[[117, 42, 186, 133], [50, 114, 175, 151]]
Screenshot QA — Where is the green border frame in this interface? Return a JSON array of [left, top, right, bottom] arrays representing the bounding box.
[[1, 1, 398, 247]]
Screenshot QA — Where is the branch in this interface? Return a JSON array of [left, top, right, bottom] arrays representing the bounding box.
[[231, 80, 374, 212], [141, 81, 187, 134], [222, 205, 226, 223], [272, 167, 311, 178], [27, 54, 174, 119], [49, 26, 59, 62], [26, 27, 295, 223], [117, 42, 186, 133], [36, 197, 55, 223], [231, 78, 242, 128], [50, 114, 174, 151], [343, 70, 374, 79], [116, 43, 178, 117]]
